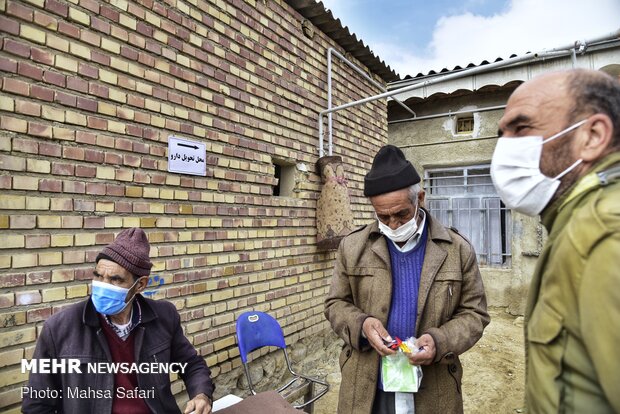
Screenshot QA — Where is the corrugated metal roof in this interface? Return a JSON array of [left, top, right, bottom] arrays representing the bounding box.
[[399, 54, 521, 82], [285, 0, 400, 83]]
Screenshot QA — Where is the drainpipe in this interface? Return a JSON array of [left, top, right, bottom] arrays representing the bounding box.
[[317, 28, 620, 156], [323, 48, 416, 157]]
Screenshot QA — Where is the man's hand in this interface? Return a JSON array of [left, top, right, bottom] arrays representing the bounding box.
[[184, 393, 212, 414], [362, 317, 397, 356], [407, 334, 436, 365]]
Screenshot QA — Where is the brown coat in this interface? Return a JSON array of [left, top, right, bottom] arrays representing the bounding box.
[[324, 211, 489, 414]]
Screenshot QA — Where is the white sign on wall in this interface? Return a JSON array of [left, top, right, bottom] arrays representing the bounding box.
[[167, 136, 207, 176]]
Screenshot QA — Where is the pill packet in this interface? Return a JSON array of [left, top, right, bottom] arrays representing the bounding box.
[[381, 336, 423, 392]]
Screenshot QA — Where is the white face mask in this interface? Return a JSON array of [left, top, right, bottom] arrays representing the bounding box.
[[377, 204, 419, 242], [490, 119, 586, 216]]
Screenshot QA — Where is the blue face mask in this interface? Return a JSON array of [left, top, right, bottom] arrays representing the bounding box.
[[91, 279, 142, 315]]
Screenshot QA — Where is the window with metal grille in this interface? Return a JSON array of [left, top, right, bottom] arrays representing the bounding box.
[[456, 116, 474, 134], [425, 165, 511, 267]]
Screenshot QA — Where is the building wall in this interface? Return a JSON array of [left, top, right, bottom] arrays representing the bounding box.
[[388, 89, 542, 313], [0, 0, 389, 410]]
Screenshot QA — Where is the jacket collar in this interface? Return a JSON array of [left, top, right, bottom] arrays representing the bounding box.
[[541, 152, 620, 231], [83, 294, 158, 327]]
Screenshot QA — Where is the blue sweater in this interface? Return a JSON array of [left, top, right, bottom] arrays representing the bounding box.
[[386, 222, 428, 341]]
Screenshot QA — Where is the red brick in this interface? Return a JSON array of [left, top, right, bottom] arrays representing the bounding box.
[[100, 5, 119, 22], [55, 91, 77, 107], [104, 152, 122, 164], [76, 96, 97, 112], [62, 146, 84, 160], [87, 116, 107, 130], [7, 1, 33, 21], [75, 165, 96, 177], [39, 142, 61, 157], [27, 307, 52, 323], [58, 21, 80, 39], [84, 216, 104, 228], [45, 0, 68, 17], [39, 179, 62, 192], [30, 47, 54, 66], [28, 122, 52, 138], [91, 50, 110, 66], [30, 85, 54, 101], [13, 138, 38, 154], [85, 182, 105, 195], [27, 270, 51, 284], [0, 15, 20, 35], [63, 250, 85, 264], [74, 131, 95, 145], [0, 57, 17, 73], [126, 125, 143, 137], [25, 235, 51, 249], [51, 162, 74, 175], [0, 294, 14, 308], [16, 100, 41, 116], [123, 154, 141, 167], [115, 201, 132, 213], [80, 0, 99, 13], [67, 77, 89, 93], [10, 215, 36, 229], [88, 83, 108, 98], [0, 273, 26, 288], [18, 62, 43, 80], [115, 138, 132, 151], [78, 63, 98, 78], [84, 148, 104, 163], [34, 10, 58, 30], [120, 45, 139, 60], [43, 70, 66, 87], [3, 78, 29, 96], [0, 176, 11, 189], [90, 16, 110, 34], [106, 184, 124, 196], [62, 180, 86, 194], [3, 38, 30, 58]]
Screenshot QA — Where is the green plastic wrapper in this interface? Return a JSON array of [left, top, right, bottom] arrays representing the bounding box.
[[381, 352, 422, 393]]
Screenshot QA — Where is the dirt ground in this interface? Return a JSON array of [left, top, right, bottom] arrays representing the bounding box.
[[313, 308, 525, 413]]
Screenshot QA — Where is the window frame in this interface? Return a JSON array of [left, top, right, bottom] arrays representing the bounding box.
[[425, 164, 512, 268]]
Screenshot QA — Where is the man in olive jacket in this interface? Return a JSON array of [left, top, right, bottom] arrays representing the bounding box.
[[492, 69, 620, 412], [325, 145, 489, 414], [22, 228, 214, 414]]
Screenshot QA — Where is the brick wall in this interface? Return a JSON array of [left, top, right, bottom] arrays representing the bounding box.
[[0, 0, 388, 410]]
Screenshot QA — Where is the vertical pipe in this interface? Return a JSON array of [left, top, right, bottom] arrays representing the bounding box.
[[318, 113, 324, 157], [327, 49, 333, 156]]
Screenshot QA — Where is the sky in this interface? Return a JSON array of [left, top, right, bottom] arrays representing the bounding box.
[[320, 0, 620, 78]]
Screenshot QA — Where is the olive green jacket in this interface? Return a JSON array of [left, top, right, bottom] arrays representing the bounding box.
[[525, 152, 620, 413], [325, 210, 489, 414]]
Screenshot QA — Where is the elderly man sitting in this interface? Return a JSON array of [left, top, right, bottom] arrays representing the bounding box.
[[22, 228, 214, 414]]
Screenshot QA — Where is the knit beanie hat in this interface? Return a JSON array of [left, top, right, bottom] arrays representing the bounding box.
[[96, 228, 153, 277], [364, 145, 421, 196]]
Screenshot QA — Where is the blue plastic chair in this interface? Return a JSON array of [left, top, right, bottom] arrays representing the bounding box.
[[236, 311, 329, 410]]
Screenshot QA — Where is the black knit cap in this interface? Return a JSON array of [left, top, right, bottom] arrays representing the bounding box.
[[96, 228, 153, 277], [364, 145, 421, 196]]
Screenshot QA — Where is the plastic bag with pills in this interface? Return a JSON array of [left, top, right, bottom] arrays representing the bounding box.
[[381, 336, 423, 393]]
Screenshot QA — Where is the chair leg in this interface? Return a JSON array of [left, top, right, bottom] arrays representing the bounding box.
[[302, 382, 314, 414]]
